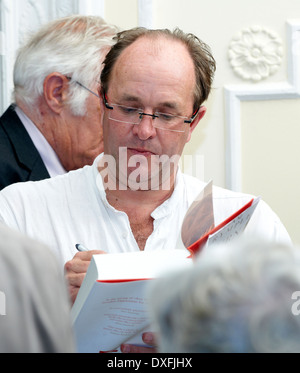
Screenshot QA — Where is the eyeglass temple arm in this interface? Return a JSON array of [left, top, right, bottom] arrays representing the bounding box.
[[102, 91, 114, 110], [65, 76, 100, 99], [184, 107, 200, 123], [76, 81, 100, 99]]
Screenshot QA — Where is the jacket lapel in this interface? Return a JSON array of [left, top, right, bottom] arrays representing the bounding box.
[[1, 105, 50, 179]]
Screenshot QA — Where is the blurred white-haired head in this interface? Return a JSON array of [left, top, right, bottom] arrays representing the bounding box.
[[148, 238, 300, 353]]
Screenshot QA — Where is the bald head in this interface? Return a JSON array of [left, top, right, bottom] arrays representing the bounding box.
[[100, 27, 216, 111]]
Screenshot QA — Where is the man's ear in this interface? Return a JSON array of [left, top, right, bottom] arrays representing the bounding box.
[[186, 106, 206, 142], [43, 73, 69, 114]]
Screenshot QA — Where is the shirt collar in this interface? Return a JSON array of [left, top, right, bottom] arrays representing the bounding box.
[[15, 106, 67, 177]]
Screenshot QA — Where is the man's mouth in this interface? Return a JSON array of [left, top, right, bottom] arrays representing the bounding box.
[[127, 147, 155, 157]]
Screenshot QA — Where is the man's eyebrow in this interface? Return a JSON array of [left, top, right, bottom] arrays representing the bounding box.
[[159, 102, 178, 110], [120, 95, 179, 110], [119, 94, 140, 103]]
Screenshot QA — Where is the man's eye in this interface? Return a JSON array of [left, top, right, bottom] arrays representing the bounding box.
[[119, 106, 138, 114], [159, 113, 174, 121]]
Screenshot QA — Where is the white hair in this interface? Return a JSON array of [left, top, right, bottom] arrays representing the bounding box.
[[13, 15, 119, 116], [148, 238, 300, 353]]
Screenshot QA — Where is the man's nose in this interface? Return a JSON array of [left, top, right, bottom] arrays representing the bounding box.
[[132, 113, 157, 140]]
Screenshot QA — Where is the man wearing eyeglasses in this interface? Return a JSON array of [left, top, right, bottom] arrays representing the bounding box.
[[0, 27, 292, 352], [0, 15, 118, 190]]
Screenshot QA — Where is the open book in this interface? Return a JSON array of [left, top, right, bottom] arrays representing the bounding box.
[[177, 180, 260, 255], [72, 181, 260, 353], [71, 249, 192, 353]]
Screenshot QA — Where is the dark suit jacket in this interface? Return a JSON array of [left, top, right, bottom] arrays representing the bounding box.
[[0, 105, 50, 190]]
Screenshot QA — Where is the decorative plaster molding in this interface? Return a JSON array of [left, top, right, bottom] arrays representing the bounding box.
[[224, 20, 300, 192], [228, 25, 283, 82]]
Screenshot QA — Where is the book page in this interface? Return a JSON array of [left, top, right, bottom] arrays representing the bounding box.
[[73, 280, 150, 353], [180, 180, 215, 248], [92, 249, 191, 281], [207, 196, 261, 246]]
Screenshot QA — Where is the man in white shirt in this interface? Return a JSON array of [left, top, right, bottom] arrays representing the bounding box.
[[0, 27, 292, 352], [0, 15, 118, 189]]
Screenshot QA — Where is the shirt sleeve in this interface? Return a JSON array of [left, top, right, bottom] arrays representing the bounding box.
[[0, 191, 18, 228], [244, 199, 292, 246], [0, 183, 31, 232]]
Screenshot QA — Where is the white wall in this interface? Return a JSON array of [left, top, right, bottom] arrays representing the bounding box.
[[1, 0, 300, 243]]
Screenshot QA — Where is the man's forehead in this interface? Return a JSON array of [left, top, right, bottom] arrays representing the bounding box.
[[121, 35, 187, 58], [111, 35, 194, 81]]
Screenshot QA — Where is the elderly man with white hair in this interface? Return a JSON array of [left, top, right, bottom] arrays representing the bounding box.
[[0, 15, 118, 189]]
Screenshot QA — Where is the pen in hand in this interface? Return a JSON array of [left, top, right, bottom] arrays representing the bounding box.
[[75, 243, 89, 252]]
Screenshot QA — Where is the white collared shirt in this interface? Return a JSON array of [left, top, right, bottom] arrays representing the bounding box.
[[15, 106, 66, 177], [0, 154, 292, 268]]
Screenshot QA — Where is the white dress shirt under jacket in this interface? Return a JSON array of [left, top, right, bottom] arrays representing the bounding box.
[[15, 106, 66, 177]]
